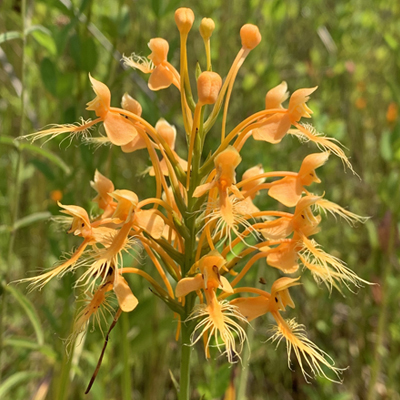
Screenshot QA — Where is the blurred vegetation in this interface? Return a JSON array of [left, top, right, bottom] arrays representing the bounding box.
[[1, 0, 400, 399]]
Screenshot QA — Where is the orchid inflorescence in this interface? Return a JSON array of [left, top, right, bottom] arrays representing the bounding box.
[[18, 7, 370, 390]]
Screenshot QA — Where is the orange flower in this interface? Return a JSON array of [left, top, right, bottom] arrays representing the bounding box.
[[231, 277, 343, 381], [176, 251, 247, 363], [86, 75, 138, 146], [123, 38, 180, 91], [268, 152, 329, 207], [252, 84, 317, 144]]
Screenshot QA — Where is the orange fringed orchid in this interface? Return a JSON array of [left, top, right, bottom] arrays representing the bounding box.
[[18, 7, 370, 393], [86, 75, 139, 146], [123, 38, 180, 91], [252, 85, 317, 144], [231, 277, 343, 382], [176, 252, 247, 363], [268, 152, 329, 207]]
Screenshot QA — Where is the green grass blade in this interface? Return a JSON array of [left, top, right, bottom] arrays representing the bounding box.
[[13, 212, 52, 231], [19, 143, 71, 175], [6, 286, 44, 346], [0, 371, 42, 398], [0, 31, 22, 44]]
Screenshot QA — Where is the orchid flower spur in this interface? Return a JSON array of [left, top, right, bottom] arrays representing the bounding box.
[[17, 7, 371, 398]]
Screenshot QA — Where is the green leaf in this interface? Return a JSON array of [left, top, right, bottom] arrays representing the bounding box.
[[6, 286, 45, 346], [69, 34, 98, 72], [195, 62, 202, 81], [25, 24, 51, 36], [4, 337, 58, 361], [169, 369, 180, 394], [14, 212, 52, 231], [29, 159, 56, 180], [80, 37, 98, 72], [0, 136, 17, 147], [40, 57, 58, 96], [31, 28, 57, 56], [56, 72, 75, 98], [151, 0, 163, 18], [0, 371, 42, 398], [0, 31, 22, 44], [20, 143, 71, 174]]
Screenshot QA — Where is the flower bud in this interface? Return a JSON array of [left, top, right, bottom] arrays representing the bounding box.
[[175, 7, 195, 34], [148, 38, 169, 65], [121, 93, 142, 116], [197, 71, 222, 105], [240, 24, 261, 50], [199, 18, 215, 40]]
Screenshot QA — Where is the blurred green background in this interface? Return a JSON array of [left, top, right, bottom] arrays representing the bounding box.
[[1, 0, 400, 399]]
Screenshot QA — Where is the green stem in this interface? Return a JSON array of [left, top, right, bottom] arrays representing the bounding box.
[[121, 312, 131, 400], [178, 306, 193, 400], [56, 351, 73, 400]]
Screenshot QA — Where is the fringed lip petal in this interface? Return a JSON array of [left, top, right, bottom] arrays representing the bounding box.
[[103, 113, 139, 146], [113, 275, 138, 312]]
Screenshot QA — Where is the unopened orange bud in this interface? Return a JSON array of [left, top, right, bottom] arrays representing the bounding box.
[[197, 71, 222, 105], [50, 190, 63, 202], [148, 38, 169, 65], [240, 24, 261, 50], [175, 7, 195, 34], [121, 93, 142, 116], [200, 18, 215, 40]]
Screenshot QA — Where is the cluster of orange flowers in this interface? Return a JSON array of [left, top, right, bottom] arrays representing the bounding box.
[[20, 7, 369, 384]]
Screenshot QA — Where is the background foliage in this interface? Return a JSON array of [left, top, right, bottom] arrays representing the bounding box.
[[1, 0, 400, 399]]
